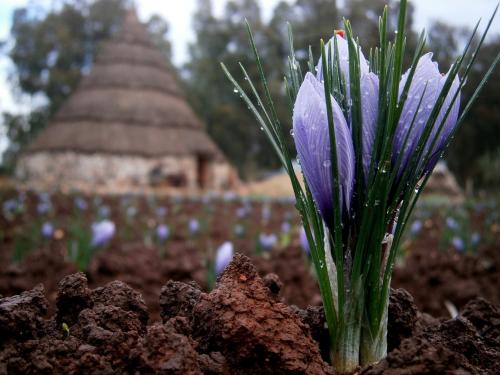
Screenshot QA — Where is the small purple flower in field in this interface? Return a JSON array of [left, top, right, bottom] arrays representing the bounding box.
[[98, 205, 111, 218], [299, 226, 310, 255], [188, 219, 200, 235], [234, 224, 245, 237], [258, 233, 278, 251], [471, 232, 480, 246], [410, 220, 423, 235], [74, 197, 88, 211], [2, 199, 18, 215], [91, 220, 115, 248], [37, 201, 51, 215], [281, 221, 291, 234], [223, 191, 238, 202], [156, 224, 170, 242], [156, 206, 167, 217], [293, 72, 355, 226], [215, 241, 234, 275], [451, 236, 465, 252], [41, 222, 54, 239], [261, 204, 271, 223], [126, 206, 137, 218], [446, 217, 460, 230], [236, 206, 249, 219]]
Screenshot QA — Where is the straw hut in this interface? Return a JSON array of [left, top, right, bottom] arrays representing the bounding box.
[[16, 10, 237, 192]]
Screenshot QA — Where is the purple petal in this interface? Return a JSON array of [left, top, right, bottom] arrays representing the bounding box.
[[316, 34, 370, 86], [293, 72, 355, 226], [423, 74, 460, 173], [215, 241, 234, 275], [393, 53, 442, 175], [360, 72, 379, 181]]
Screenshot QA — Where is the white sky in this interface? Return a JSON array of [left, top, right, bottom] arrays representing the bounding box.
[[0, 0, 498, 152]]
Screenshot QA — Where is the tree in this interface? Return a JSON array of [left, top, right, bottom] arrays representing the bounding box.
[[185, 0, 288, 179]]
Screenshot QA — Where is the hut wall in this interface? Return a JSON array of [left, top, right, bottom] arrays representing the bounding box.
[[16, 152, 232, 191]]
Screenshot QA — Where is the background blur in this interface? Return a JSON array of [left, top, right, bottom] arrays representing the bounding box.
[[0, 0, 498, 192]]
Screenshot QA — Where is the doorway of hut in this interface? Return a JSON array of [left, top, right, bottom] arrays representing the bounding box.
[[196, 154, 211, 189]]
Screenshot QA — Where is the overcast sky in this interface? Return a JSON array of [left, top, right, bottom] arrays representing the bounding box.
[[0, 0, 498, 116]]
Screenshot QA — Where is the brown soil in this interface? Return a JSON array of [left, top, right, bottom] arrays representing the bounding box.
[[1, 254, 499, 374], [392, 245, 500, 317]]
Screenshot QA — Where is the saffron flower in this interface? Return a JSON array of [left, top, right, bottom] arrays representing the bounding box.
[[299, 226, 310, 255], [222, 1, 497, 371], [261, 204, 271, 223], [91, 220, 115, 247], [410, 220, 423, 235], [451, 236, 465, 252], [446, 217, 460, 230], [98, 205, 111, 218], [41, 222, 54, 239], [258, 233, 278, 251], [471, 232, 480, 246], [188, 218, 201, 235], [281, 221, 291, 234], [293, 71, 355, 223], [37, 201, 51, 215], [215, 241, 234, 275], [156, 206, 167, 217], [156, 224, 170, 242], [74, 197, 88, 211]]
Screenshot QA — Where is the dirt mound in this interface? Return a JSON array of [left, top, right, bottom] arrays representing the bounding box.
[[1, 255, 499, 374]]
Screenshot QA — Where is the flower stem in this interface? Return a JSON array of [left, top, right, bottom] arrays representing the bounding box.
[[360, 292, 389, 366], [331, 282, 363, 374]]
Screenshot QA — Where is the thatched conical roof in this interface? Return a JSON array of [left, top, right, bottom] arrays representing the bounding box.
[[27, 9, 224, 160]]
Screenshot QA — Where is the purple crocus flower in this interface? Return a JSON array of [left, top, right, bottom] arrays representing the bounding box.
[[236, 206, 249, 219], [471, 232, 480, 246], [393, 53, 460, 176], [2, 199, 18, 215], [281, 221, 291, 234], [446, 217, 460, 230], [316, 33, 379, 181], [156, 224, 170, 242], [299, 226, 310, 255], [91, 220, 115, 247], [258, 233, 278, 251], [261, 204, 271, 223], [74, 197, 88, 211], [410, 220, 423, 235], [215, 241, 234, 275], [293, 72, 355, 226], [98, 205, 111, 218], [188, 218, 200, 235], [156, 206, 167, 217], [41, 222, 54, 239], [37, 201, 51, 215], [451, 236, 465, 252]]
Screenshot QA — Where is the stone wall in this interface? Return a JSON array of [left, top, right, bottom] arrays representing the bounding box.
[[16, 151, 235, 192]]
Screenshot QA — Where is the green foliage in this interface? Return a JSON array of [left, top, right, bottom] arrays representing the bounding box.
[[222, 0, 498, 371], [67, 221, 93, 272]]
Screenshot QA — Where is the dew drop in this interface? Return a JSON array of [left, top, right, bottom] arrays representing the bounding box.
[[323, 159, 332, 168]]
